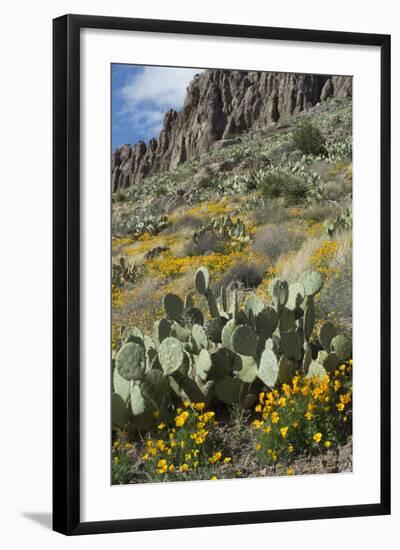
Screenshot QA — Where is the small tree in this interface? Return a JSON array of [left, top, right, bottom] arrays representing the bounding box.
[[293, 120, 326, 156]]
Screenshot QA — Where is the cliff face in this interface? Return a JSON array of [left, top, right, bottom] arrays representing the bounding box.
[[112, 70, 352, 191]]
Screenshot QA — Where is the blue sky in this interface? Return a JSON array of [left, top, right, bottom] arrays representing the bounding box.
[[112, 64, 202, 151]]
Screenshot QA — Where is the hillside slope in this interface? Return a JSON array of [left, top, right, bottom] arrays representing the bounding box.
[[112, 69, 352, 190]]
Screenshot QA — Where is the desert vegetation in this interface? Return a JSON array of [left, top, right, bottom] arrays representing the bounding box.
[[111, 96, 353, 483]]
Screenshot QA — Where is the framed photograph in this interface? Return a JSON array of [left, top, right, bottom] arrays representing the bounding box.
[[53, 14, 391, 535]]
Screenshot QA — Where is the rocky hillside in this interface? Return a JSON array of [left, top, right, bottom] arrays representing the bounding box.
[[112, 70, 352, 191]]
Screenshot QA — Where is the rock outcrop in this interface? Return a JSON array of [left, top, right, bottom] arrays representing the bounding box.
[[112, 70, 352, 191]]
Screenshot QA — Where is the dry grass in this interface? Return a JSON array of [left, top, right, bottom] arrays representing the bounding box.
[[278, 234, 327, 283], [317, 231, 352, 333], [112, 278, 163, 335], [251, 222, 305, 262], [302, 203, 339, 223]]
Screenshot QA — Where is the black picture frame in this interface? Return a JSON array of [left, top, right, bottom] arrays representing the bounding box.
[[53, 14, 391, 536]]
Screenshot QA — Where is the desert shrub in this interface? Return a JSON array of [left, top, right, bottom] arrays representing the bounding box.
[[163, 215, 202, 237], [252, 364, 352, 469], [259, 170, 309, 206], [184, 231, 228, 256], [113, 189, 127, 203], [248, 199, 290, 226], [213, 262, 265, 292], [292, 120, 326, 156], [251, 224, 304, 262], [323, 179, 351, 201], [302, 203, 339, 223]]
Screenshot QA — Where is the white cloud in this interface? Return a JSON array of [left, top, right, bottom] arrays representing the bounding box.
[[117, 66, 202, 141]]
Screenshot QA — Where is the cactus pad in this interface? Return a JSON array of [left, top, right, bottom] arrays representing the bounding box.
[[331, 335, 352, 361], [303, 297, 315, 341], [221, 319, 237, 351], [299, 270, 323, 297], [130, 382, 147, 416], [228, 289, 239, 319], [244, 294, 264, 320], [269, 278, 289, 308], [317, 351, 340, 373], [141, 369, 170, 406], [231, 325, 258, 356], [113, 367, 131, 402], [112, 393, 130, 429], [116, 342, 146, 381], [302, 347, 312, 372], [195, 267, 210, 295], [319, 321, 337, 352], [192, 323, 208, 351], [258, 349, 279, 388], [233, 354, 258, 383], [209, 348, 231, 381], [306, 361, 328, 381], [196, 349, 213, 382], [158, 337, 184, 375], [185, 307, 204, 327], [157, 318, 172, 344], [215, 377, 243, 405], [279, 355, 294, 384], [170, 322, 191, 343], [220, 285, 228, 312], [163, 293, 184, 321], [205, 317, 222, 343], [280, 330, 302, 360], [256, 306, 278, 337], [279, 307, 296, 333], [121, 325, 143, 346], [287, 283, 305, 310]]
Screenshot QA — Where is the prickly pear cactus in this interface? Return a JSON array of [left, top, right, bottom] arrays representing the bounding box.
[[112, 265, 352, 432]]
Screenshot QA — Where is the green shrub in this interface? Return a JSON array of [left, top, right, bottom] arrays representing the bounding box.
[[259, 170, 309, 206], [113, 189, 127, 203], [293, 120, 326, 156]]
